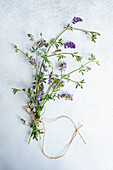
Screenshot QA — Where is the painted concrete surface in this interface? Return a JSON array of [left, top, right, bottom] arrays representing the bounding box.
[[0, 0, 113, 170]]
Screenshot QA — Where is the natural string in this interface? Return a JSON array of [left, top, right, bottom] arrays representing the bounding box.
[[25, 106, 86, 159]]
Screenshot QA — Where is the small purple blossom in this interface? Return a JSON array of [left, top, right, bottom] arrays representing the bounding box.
[[21, 118, 26, 124], [48, 71, 54, 84], [42, 63, 47, 72], [29, 56, 37, 67], [72, 17, 83, 24], [64, 41, 76, 49], [37, 89, 43, 101], [59, 61, 67, 71], [58, 80, 64, 87], [37, 40, 45, 48], [57, 93, 73, 101], [28, 102, 36, 107]]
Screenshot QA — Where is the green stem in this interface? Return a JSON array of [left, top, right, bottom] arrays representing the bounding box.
[[28, 133, 32, 144], [64, 78, 78, 83], [17, 49, 29, 58], [36, 53, 38, 106], [47, 52, 75, 57], [70, 27, 99, 40], [22, 90, 35, 103], [47, 28, 68, 55], [63, 60, 93, 78], [71, 27, 92, 33], [41, 80, 56, 107]]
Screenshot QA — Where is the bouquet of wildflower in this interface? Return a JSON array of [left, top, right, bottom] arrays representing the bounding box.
[[12, 17, 100, 158]]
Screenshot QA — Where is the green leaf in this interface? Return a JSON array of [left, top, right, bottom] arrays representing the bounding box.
[[12, 88, 19, 94], [72, 54, 74, 58], [55, 43, 59, 49], [14, 44, 17, 48], [25, 52, 28, 57], [80, 79, 86, 83], [96, 61, 100, 66], [76, 56, 83, 62], [40, 131, 44, 134]]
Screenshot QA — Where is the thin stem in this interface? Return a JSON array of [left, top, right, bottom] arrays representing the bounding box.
[[47, 52, 75, 57], [64, 78, 78, 84], [17, 49, 29, 58], [28, 133, 32, 144], [69, 27, 99, 40], [36, 54, 38, 103], [47, 28, 68, 55], [63, 60, 93, 78], [71, 27, 92, 33], [55, 28, 68, 42], [31, 90, 36, 102], [22, 90, 35, 103], [41, 80, 56, 107]]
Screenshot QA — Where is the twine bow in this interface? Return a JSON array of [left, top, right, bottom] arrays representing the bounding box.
[[25, 106, 86, 159]]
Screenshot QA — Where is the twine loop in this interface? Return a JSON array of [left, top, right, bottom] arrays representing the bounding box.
[[25, 106, 86, 159]]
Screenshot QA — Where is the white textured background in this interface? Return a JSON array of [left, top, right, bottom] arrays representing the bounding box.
[[0, 0, 113, 170]]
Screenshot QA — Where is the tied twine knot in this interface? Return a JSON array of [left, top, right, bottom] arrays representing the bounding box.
[[25, 106, 86, 159]]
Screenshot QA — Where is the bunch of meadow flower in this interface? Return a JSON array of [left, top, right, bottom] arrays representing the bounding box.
[[12, 17, 100, 143]]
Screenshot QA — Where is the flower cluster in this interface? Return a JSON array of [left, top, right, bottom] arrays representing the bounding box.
[[58, 93, 73, 101], [59, 61, 67, 71], [29, 56, 37, 67], [64, 41, 76, 49], [48, 71, 54, 84], [37, 40, 45, 48], [72, 17, 83, 24], [58, 80, 65, 88]]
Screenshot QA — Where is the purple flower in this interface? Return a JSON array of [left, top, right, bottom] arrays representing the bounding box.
[[48, 71, 54, 84], [37, 40, 45, 48], [21, 118, 26, 124], [29, 56, 37, 67], [64, 41, 76, 49], [37, 89, 43, 101], [58, 80, 64, 87], [42, 63, 47, 72], [72, 17, 83, 24], [28, 102, 36, 107], [57, 93, 73, 101], [59, 61, 67, 71], [37, 80, 44, 102]]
